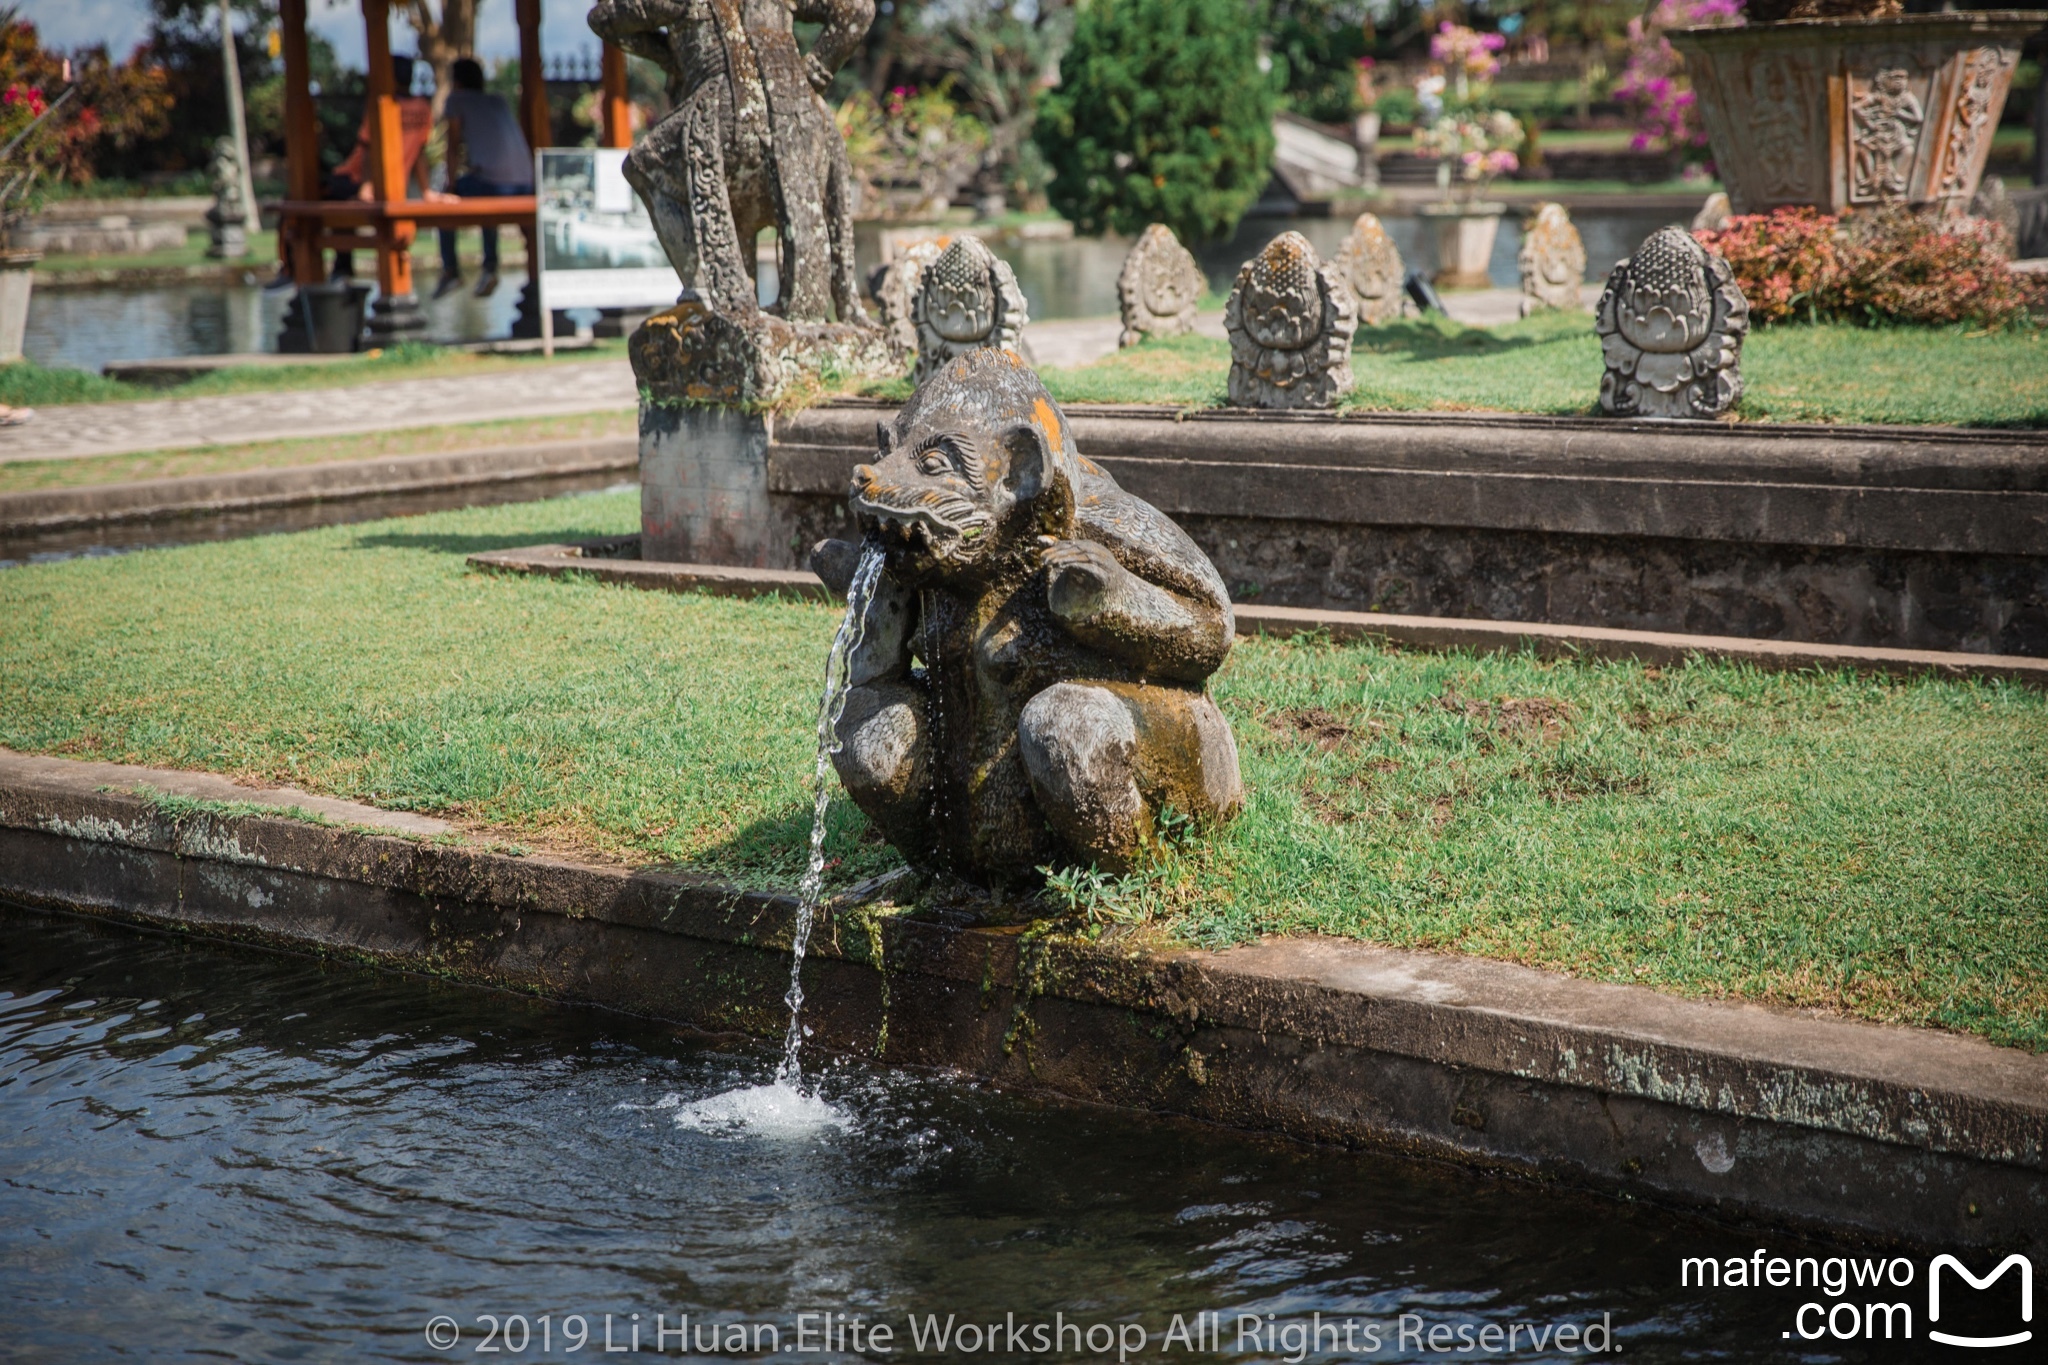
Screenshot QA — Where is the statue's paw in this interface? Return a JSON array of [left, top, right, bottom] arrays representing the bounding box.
[[1039, 538, 1122, 618], [803, 53, 833, 95], [809, 538, 861, 601]]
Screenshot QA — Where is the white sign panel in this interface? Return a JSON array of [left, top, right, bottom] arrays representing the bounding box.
[[536, 147, 678, 312]]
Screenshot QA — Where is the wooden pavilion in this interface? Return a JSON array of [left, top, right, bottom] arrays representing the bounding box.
[[273, 0, 633, 337]]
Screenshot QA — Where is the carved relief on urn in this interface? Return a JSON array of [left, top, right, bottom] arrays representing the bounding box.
[[1224, 231, 1357, 410], [1670, 15, 2038, 218], [1595, 226, 1749, 420], [1517, 203, 1586, 315], [1117, 224, 1206, 347], [1330, 213, 1407, 327], [911, 235, 1030, 385]]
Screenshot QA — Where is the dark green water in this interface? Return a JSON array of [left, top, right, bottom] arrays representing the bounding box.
[[0, 902, 1964, 1361]]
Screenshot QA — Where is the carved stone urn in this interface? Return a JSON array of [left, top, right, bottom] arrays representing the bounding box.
[[1670, 13, 2045, 218], [1419, 201, 1505, 290]]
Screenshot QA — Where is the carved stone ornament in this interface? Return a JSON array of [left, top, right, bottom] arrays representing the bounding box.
[[1595, 226, 1750, 420], [1670, 16, 2036, 218], [1330, 212, 1407, 326], [866, 235, 947, 356], [911, 235, 1029, 386], [588, 0, 902, 404], [1517, 203, 1587, 315], [809, 347, 1243, 882], [1116, 223, 1205, 347], [1224, 231, 1357, 410], [204, 136, 248, 259]]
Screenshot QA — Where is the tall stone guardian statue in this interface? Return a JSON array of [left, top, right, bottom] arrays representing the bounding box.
[[588, 0, 871, 328], [590, 0, 901, 563]]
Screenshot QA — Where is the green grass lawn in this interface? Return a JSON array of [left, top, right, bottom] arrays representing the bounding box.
[[2, 491, 2041, 1048], [1010, 314, 2048, 427], [0, 411, 637, 495], [0, 338, 629, 409]]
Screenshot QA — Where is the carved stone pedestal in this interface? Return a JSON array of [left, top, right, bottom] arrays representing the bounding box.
[[1671, 14, 2042, 217], [1422, 202, 1504, 289]]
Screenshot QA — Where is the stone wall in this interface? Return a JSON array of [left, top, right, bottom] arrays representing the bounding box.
[[763, 401, 2048, 656]]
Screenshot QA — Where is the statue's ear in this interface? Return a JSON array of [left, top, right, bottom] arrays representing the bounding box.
[[1003, 422, 1073, 537], [875, 421, 895, 455]]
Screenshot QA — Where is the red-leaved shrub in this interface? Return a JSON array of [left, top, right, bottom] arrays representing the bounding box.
[[1694, 207, 2044, 328]]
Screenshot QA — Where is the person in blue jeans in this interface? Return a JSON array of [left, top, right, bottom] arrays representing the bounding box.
[[435, 58, 534, 300]]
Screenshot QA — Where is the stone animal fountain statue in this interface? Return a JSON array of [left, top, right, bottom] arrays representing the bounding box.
[[589, 0, 897, 404], [808, 348, 1243, 883]]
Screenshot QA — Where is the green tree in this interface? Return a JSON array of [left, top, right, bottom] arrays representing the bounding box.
[[1033, 0, 1274, 242]]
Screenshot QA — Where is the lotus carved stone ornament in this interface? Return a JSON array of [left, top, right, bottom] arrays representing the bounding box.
[[1117, 223, 1205, 347], [808, 348, 1244, 883], [1224, 231, 1357, 409], [911, 236, 1029, 385], [1595, 227, 1750, 420]]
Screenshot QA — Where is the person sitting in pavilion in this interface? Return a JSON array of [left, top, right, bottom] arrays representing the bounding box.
[[325, 54, 434, 280], [431, 57, 534, 300]]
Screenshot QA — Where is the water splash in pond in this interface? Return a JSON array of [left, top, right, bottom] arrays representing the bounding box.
[[777, 538, 888, 1091]]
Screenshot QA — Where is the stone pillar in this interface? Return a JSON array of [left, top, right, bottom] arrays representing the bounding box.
[[639, 404, 794, 567]]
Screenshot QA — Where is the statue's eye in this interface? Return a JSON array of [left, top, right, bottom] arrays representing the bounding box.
[[918, 449, 951, 476]]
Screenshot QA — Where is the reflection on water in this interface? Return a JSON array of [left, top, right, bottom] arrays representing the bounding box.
[[25, 274, 528, 373], [0, 901, 1892, 1362], [30, 209, 1687, 373]]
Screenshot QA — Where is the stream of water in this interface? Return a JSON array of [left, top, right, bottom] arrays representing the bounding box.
[[656, 542, 888, 1135]]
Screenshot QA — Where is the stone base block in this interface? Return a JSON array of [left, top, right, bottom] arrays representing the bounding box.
[[630, 299, 902, 409], [640, 404, 796, 568]]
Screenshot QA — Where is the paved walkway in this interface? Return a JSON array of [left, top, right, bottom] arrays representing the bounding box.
[[2, 360, 639, 464]]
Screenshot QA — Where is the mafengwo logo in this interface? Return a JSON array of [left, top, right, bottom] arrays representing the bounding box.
[[1929, 1254, 2033, 1349]]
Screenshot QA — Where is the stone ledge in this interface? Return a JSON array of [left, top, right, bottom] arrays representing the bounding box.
[[465, 539, 2048, 686], [776, 403, 2048, 556], [0, 438, 638, 538], [3, 753, 2039, 1250]]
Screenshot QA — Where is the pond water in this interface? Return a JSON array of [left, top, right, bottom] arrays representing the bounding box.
[[25, 208, 1686, 373], [2, 900, 1925, 1362]]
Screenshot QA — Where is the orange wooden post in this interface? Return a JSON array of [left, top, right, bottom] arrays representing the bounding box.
[[361, 0, 416, 307], [279, 0, 324, 283], [601, 43, 632, 149]]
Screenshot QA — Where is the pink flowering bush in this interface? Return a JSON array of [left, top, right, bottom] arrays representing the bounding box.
[[1429, 22, 1506, 85], [1614, 0, 1744, 153], [1695, 208, 2045, 327]]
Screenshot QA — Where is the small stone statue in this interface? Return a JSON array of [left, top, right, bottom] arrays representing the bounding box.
[[1224, 231, 1357, 409], [205, 137, 249, 260], [1330, 212, 1407, 326], [1116, 223, 1205, 347], [1595, 226, 1750, 420], [811, 347, 1243, 883], [870, 235, 948, 355], [1517, 203, 1586, 315], [911, 235, 1029, 386]]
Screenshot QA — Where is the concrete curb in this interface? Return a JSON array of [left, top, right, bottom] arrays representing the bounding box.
[[466, 539, 2048, 686], [2, 748, 2040, 1249], [0, 438, 638, 538]]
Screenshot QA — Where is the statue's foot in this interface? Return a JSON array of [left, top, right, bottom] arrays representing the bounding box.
[[1018, 682, 1241, 874]]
